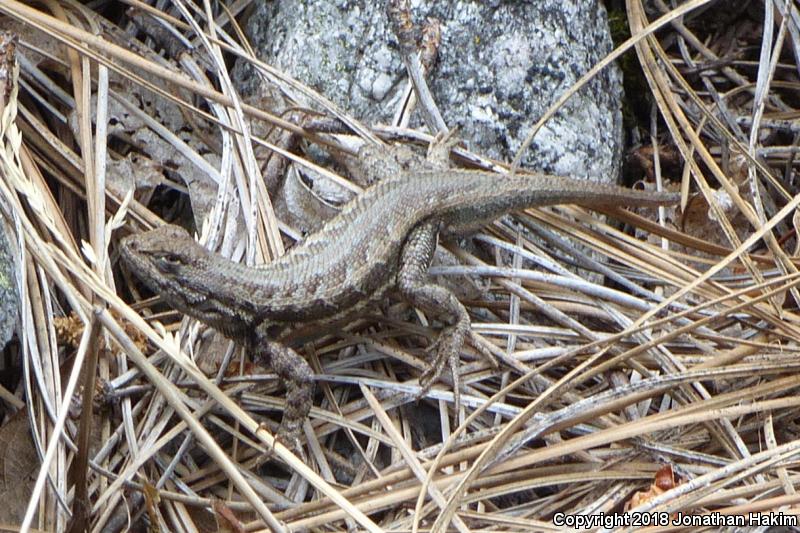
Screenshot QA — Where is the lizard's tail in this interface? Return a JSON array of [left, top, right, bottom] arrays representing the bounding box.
[[517, 173, 680, 209], [429, 171, 680, 218]]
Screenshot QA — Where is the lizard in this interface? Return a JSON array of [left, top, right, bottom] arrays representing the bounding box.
[[118, 140, 680, 451]]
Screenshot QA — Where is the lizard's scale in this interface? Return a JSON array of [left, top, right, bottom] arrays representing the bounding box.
[[120, 148, 679, 451]]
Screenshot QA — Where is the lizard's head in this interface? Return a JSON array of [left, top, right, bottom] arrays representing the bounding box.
[[120, 224, 262, 337], [119, 224, 217, 315]]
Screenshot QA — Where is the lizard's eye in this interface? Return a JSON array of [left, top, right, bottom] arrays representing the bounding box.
[[154, 253, 182, 272]]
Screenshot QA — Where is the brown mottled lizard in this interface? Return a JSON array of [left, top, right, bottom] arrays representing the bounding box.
[[119, 142, 678, 450]]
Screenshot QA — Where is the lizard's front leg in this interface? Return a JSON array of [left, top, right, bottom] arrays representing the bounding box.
[[253, 324, 314, 452], [397, 221, 470, 406]]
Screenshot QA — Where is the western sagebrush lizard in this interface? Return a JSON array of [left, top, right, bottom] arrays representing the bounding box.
[[119, 141, 679, 450]]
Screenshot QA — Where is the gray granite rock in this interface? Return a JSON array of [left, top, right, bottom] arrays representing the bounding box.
[[234, 0, 623, 183], [0, 218, 18, 350]]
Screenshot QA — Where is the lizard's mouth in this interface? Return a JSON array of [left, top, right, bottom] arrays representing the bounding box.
[[118, 235, 164, 288]]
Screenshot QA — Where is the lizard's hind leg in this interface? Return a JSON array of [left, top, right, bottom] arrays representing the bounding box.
[[398, 222, 470, 411]]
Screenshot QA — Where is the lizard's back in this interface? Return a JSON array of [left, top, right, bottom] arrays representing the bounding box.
[[255, 170, 676, 319]]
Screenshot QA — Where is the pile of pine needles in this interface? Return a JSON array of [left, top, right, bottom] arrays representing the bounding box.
[[1, 0, 800, 531]]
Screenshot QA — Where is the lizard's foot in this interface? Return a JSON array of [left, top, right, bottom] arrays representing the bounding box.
[[415, 328, 496, 407], [417, 336, 445, 394], [257, 419, 308, 464], [268, 372, 312, 462], [274, 420, 308, 462], [257, 336, 315, 463], [426, 128, 461, 167], [416, 320, 468, 413]]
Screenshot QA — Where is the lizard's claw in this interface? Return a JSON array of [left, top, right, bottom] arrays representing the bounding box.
[[256, 421, 307, 464], [254, 421, 277, 466], [416, 347, 442, 399], [416, 324, 465, 413], [467, 330, 499, 369]]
